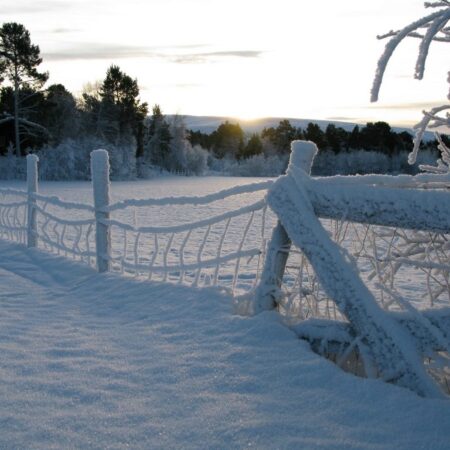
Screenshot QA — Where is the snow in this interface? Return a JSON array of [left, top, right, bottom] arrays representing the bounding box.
[[1, 239, 450, 449]]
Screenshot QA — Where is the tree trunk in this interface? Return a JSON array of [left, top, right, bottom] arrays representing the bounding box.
[[13, 77, 21, 157]]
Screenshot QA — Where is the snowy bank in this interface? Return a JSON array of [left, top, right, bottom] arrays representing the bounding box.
[[0, 240, 449, 449]]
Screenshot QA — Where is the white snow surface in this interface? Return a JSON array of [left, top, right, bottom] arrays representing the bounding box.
[[1, 239, 450, 449]]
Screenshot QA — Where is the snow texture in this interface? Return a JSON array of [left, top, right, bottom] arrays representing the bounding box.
[[1, 239, 450, 449]]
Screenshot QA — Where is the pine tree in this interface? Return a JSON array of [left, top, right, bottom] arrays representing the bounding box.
[[211, 121, 244, 158], [144, 105, 171, 169], [241, 133, 263, 159], [98, 65, 148, 153], [42, 84, 79, 144], [0, 22, 48, 156]]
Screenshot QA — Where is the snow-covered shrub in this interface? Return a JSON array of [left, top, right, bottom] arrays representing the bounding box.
[[136, 158, 169, 178], [310, 149, 441, 176], [210, 154, 288, 177], [312, 151, 390, 176], [37, 137, 137, 180], [0, 144, 27, 180], [167, 116, 209, 175], [185, 145, 208, 175]]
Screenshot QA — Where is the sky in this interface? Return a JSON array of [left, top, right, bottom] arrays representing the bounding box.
[[2, 0, 449, 126]]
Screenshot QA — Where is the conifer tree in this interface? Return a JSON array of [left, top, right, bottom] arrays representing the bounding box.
[[98, 65, 148, 154], [144, 104, 171, 168], [0, 22, 48, 156]]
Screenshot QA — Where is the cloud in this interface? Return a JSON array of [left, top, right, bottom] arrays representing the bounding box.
[[140, 83, 203, 91], [43, 44, 160, 61], [368, 101, 446, 110], [326, 116, 358, 122], [2, 0, 72, 14], [50, 28, 81, 34], [174, 83, 203, 88], [171, 50, 263, 64], [43, 44, 263, 64]]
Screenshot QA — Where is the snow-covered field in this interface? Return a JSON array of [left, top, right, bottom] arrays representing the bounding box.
[[0, 176, 268, 204], [1, 239, 450, 449], [1, 176, 450, 448]]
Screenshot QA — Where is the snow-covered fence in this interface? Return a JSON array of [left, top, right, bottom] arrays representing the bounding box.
[[99, 180, 272, 293], [0, 188, 28, 244], [251, 140, 450, 398], [0, 154, 96, 263], [0, 152, 274, 293]]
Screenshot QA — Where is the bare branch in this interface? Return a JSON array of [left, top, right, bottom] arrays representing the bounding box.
[[18, 117, 49, 135], [0, 115, 14, 125]]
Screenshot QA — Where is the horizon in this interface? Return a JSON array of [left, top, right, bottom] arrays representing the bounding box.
[[3, 0, 450, 127]]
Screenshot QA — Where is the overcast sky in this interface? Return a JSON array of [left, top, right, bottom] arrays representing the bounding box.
[[2, 0, 449, 126]]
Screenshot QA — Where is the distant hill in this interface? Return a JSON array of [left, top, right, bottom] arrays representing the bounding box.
[[168, 114, 437, 141]]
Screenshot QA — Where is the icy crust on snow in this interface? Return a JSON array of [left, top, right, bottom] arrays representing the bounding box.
[[267, 172, 444, 398], [0, 240, 450, 449]]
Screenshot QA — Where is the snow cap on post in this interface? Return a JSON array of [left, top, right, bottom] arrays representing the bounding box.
[[91, 149, 111, 273], [288, 140, 318, 173]]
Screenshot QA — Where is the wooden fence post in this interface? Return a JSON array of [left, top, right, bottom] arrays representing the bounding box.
[[255, 140, 318, 311], [91, 149, 111, 273], [26, 154, 39, 248]]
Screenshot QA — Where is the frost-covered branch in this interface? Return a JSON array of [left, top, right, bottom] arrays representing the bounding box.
[[377, 30, 450, 42], [409, 104, 450, 165], [370, 7, 449, 102], [371, 2, 450, 169]]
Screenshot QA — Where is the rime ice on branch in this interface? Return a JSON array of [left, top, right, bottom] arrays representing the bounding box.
[[371, 1, 450, 168]]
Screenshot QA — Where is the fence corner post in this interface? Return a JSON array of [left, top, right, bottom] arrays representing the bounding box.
[[255, 140, 317, 312], [91, 149, 111, 273], [26, 154, 39, 248]]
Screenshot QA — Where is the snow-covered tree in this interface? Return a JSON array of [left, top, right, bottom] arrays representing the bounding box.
[[0, 23, 49, 156], [143, 105, 171, 169], [167, 115, 210, 175], [168, 115, 189, 172], [371, 1, 450, 171]]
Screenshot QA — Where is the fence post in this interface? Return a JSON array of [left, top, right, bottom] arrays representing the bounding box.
[[91, 149, 111, 273], [26, 154, 39, 248], [255, 140, 318, 311]]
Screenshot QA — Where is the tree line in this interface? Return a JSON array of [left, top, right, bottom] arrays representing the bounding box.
[[189, 118, 444, 160]]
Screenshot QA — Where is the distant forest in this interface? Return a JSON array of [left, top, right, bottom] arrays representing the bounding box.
[[188, 119, 445, 158]]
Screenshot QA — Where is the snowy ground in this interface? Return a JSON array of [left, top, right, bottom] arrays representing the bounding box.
[[1, 239, 450, 449]]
